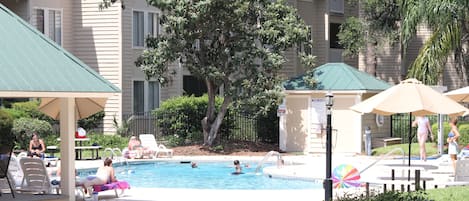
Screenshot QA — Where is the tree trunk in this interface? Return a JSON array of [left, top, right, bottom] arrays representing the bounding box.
[[202, 79, 232, 146], [202, 96, 232, 146], [365, 40, 377, 76]]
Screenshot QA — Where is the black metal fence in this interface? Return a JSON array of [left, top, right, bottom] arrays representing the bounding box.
[[122, 110, 279, 144], [391, 114, 449, 143]]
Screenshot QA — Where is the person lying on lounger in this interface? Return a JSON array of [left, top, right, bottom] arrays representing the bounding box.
[[79, 158, 117, 194]]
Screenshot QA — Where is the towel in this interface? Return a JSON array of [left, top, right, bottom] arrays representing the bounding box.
[[93, 181, 130, 192]]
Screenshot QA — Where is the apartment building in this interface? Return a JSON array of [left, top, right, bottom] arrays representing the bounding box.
[[0, 0, 359, 133]]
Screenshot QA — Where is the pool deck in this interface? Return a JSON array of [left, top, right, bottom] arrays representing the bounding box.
[[70, 153, 458, 201], [1, 154, 457, 201]]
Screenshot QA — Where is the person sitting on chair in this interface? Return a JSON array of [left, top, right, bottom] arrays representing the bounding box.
[[28, 132, 46, 158]]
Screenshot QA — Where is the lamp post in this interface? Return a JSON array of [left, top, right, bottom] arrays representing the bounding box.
[[324, 91, 333, 201]]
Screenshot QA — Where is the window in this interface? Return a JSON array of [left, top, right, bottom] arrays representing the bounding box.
[[329, 23, 343, 49], [134, 10, 160, 48], [148, 12, 159, 38], [33, 8, 62, 45], [133, 11, 144, 47], [329, 0, 344, 14], [183, 76, 207, 97], [148, 81, 160, 110], [133, 81, 144, 114], [134, 80, 160, 114]]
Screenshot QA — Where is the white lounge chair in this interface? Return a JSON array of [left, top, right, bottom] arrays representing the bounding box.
[[17, 157, 57, 194], [139, 134, 173, 158]]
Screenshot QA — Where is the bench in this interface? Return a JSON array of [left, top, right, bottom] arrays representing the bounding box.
[[75, 146, 102, 160], [46, 146, 58, 157], [382, 137, 402, 147]]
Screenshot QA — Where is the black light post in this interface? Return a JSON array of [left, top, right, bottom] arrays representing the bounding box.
[[324, 92, 333, 201]]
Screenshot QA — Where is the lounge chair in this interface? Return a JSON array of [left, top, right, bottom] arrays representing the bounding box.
[[139, 134, 173, 158], [92, 180, 130, 198], [0, 144, 15, 197], [17, 157, 58, 194]]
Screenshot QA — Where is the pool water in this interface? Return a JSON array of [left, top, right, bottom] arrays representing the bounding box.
[[79, 161, 320, 190]]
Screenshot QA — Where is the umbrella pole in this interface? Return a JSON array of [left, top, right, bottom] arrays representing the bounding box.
[[408, 112, 412, 167]]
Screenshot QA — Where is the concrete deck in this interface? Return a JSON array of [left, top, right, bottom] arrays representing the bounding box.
[[1, 154, 461, 201]]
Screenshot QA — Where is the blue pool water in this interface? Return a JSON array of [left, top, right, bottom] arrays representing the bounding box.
[[79, 161, 320, 190]]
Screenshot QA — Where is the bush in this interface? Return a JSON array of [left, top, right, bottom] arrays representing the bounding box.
[[431, 121, 469, 146], [0, 110, 15, 147], [87, 132, 128, 150], [11, 117, 54, 150], [78, 111, 104, 132], [154, 95, 233, 146], [336, 190, 428, 201], [256, 108, 279, 143]]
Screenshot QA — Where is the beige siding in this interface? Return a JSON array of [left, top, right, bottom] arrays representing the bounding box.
[[0, 0, 29, 20], [285, 95, 309, 152], [72, 0, 122, 133]]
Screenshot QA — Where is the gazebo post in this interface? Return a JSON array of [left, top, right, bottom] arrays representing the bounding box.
[[60, 98, 76, 201]]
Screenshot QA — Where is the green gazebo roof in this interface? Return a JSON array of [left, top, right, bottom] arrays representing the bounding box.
[[0, 4, 120, 96], [283, 63, 391, 91]]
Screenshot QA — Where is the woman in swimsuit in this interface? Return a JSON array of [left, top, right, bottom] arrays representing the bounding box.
[[79, 158, 117, 194], [28, 132, 46, 158]]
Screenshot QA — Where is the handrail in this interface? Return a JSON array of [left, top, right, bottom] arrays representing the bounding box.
[[255, 150, 282, 173], [359, 147, 406, 174]]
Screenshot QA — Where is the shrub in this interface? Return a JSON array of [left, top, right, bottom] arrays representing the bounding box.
[[256, 108, 279, 143], [335, 190, 428, 201], [154, 95, 233, 146], [87, 132, 128, 150], [431, 121, 469, 146], [0, 110, 15, 147], [11, 117, 54, 150], [78, 111, 104, 132]]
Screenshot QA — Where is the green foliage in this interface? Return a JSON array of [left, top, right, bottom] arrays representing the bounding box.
[[339, 0, 400, 58], [155, 95, 232, 146], [78, 111, 105, 132], [256, 108, 279, 143], [0, 110, 15, 147], [5, 101, 57, 125], [426, 185, 469, 200], [336, 190, 428, 201], [338, 17, 366, 57], [87, 132, 128, 150], [372, 142, 437, 156], [431, 121, 469, 146], [401, 0, 469, 84], [11, 117, 54, 150], [136, 0, 315, 145], [113, 115, 133, 137]]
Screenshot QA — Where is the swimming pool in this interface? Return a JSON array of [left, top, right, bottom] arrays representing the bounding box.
[[78, 161, 320, 190]]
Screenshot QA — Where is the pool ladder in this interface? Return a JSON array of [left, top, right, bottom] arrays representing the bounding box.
[[103, 148, 126, 164], [255, 150, 282, 173]]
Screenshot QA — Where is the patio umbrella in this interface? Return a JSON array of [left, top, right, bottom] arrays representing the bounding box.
[[445, 86, 469, 103], [350, 78, 468, 165], [39, 97, 107, 120]]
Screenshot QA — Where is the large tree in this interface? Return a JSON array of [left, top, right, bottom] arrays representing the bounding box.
[[133, 0, 314, 146], [400, 0, 469, 85], [337, 0, 400, 76]]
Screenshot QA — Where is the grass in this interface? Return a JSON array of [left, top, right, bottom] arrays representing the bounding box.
[[426, 186, 469, 200], [372, 142, 439, 157]]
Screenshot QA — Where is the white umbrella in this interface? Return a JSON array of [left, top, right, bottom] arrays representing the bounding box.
[[39, 97, 107, 120], [351, 78, 468, 165], [445, 86, 469, 103]]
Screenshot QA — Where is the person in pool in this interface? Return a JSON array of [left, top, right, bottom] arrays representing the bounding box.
[[232, 160, 243, 175]]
